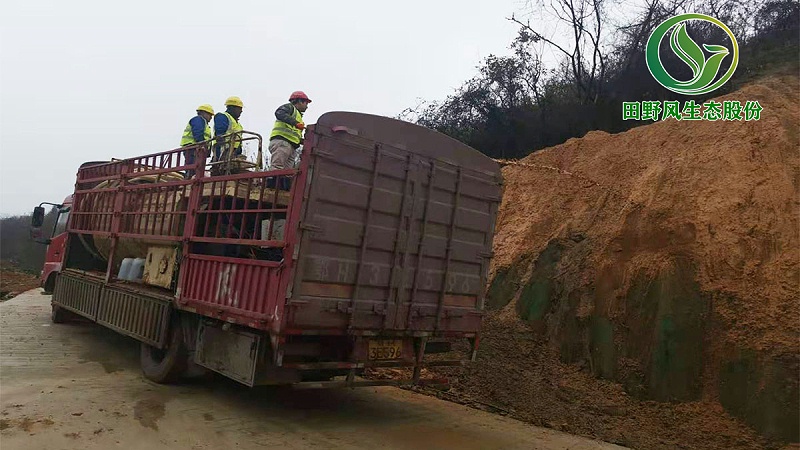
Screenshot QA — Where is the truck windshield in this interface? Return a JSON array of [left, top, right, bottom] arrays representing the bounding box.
[[53, 207, 70, 237]]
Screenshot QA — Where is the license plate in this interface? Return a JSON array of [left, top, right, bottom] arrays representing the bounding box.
[[368, 339, 403, 360]]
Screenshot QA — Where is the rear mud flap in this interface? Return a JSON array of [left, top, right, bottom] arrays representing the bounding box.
[[194, 322, 261, 386]]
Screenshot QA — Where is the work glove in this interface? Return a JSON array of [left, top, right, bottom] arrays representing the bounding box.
[[296, 122, 305, 130]]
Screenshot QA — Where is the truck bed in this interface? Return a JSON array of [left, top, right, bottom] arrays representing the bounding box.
[[179, 112, 502, 337], [65, 112, 501, 339]]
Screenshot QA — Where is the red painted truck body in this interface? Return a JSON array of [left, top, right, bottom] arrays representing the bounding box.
[[44, 112, 502, 387], [39, 195, 72, 293]]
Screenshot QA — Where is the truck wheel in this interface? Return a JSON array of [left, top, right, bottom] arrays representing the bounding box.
[[43, 274, 57, 295], [140, 319, 188, 384]]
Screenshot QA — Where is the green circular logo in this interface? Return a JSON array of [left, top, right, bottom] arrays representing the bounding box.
[[645, 13, 739, 96]]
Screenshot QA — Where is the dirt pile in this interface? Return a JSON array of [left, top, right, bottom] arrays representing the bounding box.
[[445, 74, 799, 449], [0, 261, 40, 300]]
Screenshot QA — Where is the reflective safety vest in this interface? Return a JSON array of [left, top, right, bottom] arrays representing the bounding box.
[[180, 116, 211, 146], [270, 105, 303, 145], [221, 111, 243, 146], [216, 111, 244, 159]]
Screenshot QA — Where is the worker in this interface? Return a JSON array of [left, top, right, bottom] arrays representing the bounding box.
[[213, 96, 244, 162], [180, 104, 214, 178], [269, 91, 311, 171]]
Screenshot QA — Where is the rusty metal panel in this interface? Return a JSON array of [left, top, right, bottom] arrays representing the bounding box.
[[194, 321, 261, 386], [288, 112, 502, 334], [142, 246, 178, 289], [96, 287, 171, 348], [53, 273, 101, 320], [179, 254, 283, 327]]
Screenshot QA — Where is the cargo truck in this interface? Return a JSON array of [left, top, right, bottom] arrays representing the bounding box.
[[30, 112, 502, 387]]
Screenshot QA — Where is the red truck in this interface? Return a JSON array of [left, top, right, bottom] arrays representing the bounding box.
[[31, 112, 502, 387], [31, 196, 71, 293]]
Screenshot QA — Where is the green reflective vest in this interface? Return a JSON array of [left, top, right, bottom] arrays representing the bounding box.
[[221, 111, 243, 153], [221, 111, 243, 136], [270, 105, 303, 145], [215, 111, 244, 160], [180, 116, 212, 146]]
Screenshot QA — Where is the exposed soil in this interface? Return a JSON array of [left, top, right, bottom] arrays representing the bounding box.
[[426, 74, 799, 450], [0, 261, 40, 300]]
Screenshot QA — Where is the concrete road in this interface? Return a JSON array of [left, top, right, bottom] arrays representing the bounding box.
[[1, 290, 624, 450]]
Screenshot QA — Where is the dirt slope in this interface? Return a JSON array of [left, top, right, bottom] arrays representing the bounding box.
[[443, 74, 799, 450], [0, 261, 40, 300]]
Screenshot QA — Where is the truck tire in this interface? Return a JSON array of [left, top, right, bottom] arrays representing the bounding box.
[[43, 273, 57, 295], [140, 319, 188, 384]]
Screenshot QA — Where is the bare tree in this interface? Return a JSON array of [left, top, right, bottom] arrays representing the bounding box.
[[614, 0, 688, 71], [401, 0, 798, 159], [510, 0, 609, 103]]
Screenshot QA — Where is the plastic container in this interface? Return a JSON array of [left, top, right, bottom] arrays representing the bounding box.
[[130, 258, 146, 281], [261, 219, 286, 241], [117, 258, 134, 280]]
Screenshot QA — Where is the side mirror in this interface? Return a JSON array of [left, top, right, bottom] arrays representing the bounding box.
[[31, 206, 45, 228], [30, 206, 51, 244]]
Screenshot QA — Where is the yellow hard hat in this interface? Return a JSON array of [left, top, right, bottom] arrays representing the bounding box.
[[224, 96, 244, 107], [196, 104, 214, 115]]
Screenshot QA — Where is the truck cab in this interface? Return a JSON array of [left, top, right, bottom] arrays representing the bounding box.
[[31, 196, 72, 293]]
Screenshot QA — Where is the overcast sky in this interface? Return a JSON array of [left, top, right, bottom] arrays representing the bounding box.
[[0, 0, 534, 216]]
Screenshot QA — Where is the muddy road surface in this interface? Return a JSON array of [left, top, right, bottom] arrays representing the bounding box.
[[1, 290, 624, 450]]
